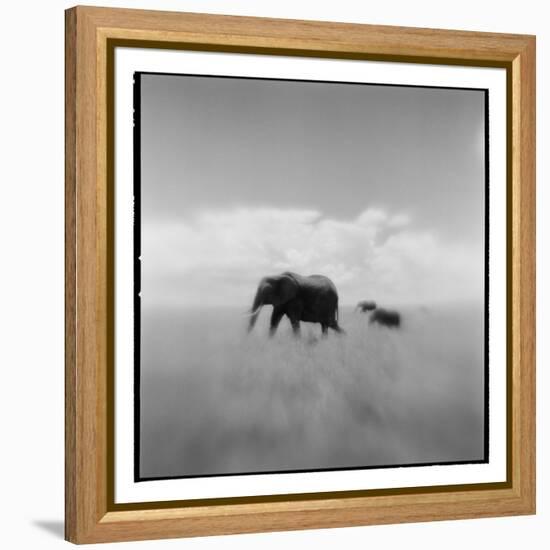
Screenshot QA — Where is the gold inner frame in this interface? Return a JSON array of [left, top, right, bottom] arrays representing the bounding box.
[[104, 37, 513, 512]]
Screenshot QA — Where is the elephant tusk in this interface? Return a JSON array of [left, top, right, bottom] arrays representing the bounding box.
[[243, 305, 262, 317]]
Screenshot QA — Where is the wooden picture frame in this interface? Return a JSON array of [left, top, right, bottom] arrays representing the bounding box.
[[65, 5, 536, 544]]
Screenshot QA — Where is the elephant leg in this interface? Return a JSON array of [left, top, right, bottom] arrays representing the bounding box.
[[290, 319, 301, 336], [269, 307, 285, 337], [329, 321, 345, 334], [321, 324, 329, 337], [285, 301, 302, 337], [285, 313, 300, 337]]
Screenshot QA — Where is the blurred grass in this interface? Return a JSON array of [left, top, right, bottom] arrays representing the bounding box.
[[140, 305, 485, 478]]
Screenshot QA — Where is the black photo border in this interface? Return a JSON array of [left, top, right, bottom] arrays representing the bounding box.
[[132, 71, 491, 483]]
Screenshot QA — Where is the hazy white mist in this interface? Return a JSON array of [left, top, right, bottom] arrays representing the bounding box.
[[142, 206, 483, 307]]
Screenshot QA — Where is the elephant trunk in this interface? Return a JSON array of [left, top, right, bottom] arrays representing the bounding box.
[[247, 289, 264, 332]]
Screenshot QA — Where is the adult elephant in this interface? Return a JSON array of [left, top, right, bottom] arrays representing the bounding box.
[[247, 272, 343, 337], [355, 300, 377, 313]]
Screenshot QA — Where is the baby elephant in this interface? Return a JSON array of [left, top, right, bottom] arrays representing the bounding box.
[[369, 308, 401, 328]]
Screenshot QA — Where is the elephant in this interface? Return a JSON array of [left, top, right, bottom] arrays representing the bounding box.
[[355, 300, 377, 313], [369, 308, 401, 328], [247, 271, 344, 337]]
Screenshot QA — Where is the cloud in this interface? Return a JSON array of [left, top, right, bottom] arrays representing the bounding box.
[[141, 207, 483, 308]]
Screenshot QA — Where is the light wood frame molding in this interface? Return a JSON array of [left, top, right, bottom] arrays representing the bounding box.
[[65, 5, 536, 544]]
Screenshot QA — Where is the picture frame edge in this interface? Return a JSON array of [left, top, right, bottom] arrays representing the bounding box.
[[64, 5, 536, 544]]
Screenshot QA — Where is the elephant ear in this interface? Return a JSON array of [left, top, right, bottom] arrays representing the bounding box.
[[272, 274, 299, 306]]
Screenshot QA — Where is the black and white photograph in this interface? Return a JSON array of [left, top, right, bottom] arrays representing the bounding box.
[[135, 71, 488, 481]]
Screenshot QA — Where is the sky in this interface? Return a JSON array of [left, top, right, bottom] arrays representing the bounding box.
[[139, 73, 486, 308]]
